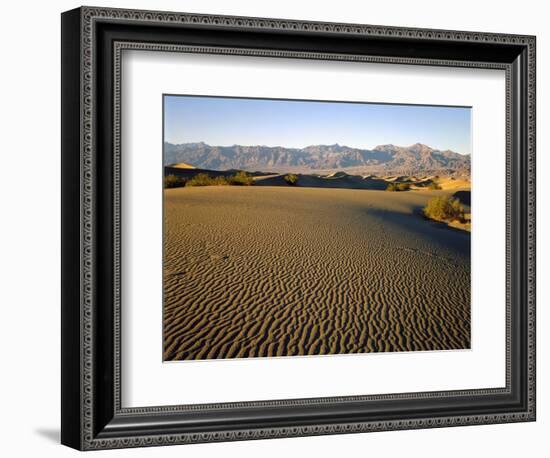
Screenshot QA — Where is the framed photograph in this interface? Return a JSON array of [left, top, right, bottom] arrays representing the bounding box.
[[61, 6, 536, 450]]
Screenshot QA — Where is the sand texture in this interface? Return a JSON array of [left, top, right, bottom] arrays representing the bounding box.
[[163, 187, 470, 361]]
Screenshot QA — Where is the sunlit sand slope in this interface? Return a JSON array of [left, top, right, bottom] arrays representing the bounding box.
[[163, 187, 470, 360]]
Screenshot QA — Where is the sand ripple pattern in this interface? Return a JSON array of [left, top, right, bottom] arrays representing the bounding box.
[[163, 187, 470, 360]]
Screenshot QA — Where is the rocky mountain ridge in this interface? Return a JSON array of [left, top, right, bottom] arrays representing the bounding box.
[[164, 142, 470, 174]]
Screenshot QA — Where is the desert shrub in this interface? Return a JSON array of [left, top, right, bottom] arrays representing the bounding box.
[[227, 171, 254, 186], [398, 183, 411, 191], [186, 173, 223, 186], [185, 171, 254, 187], [386, 182, 410, 192], [284, 173, 299, 185], [213, 176, 230, 186], [427, 182, 442, 190], [186, 173, 211, 186], [164, 174, 186, 188], [423, 196, 465, 222]]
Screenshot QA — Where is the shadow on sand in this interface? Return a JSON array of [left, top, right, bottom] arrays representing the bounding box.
[[366, 206, 470, 258]]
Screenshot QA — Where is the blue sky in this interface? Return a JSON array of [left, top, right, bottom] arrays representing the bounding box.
[[164, 95, 471, 154]]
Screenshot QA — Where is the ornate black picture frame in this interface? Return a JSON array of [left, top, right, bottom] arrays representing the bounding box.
[[61, 6, 536, 450]]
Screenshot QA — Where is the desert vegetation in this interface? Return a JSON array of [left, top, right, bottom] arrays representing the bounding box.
[[423, 195, 466, 224], [386, 182, 411, 192], [227, 171, 254, 186], [284, 173, 299, 185], [168, 171, 254, 188], [427, 182, 442, 190], [186, 173, 229, 187], [164, 174, 186, 188]]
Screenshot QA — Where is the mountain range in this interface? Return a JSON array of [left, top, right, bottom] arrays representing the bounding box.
[[164, 142, 470, 175]]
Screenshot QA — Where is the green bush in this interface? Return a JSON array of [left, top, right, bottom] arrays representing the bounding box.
[[227, 171, 254, 186], [386, 182, 410, 192], [423, 196, 465, 222], [284, 173, 299, 185], [427, 182, 442, 190], [164, 174, 186, 188], [186, 173, 221, 186], [185, 171, 253, 187]]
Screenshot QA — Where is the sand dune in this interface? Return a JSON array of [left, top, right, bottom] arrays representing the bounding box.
[[254, 173, 389, 190], [252, 172, 471, 192], [163, 187, 470, 361], [169, 162, 196, 169], [434, 176, 471, 191]]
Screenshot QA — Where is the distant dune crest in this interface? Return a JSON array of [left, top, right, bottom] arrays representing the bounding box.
[[164, 141, 470, 175], [169, 162, 196, 169]]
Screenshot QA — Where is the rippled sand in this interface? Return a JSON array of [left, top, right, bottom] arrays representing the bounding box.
[[163, 187, 470, 361]]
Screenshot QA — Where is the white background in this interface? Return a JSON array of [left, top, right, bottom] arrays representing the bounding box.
[[0, 0, 546, 457], [123, 52, 506, 407]]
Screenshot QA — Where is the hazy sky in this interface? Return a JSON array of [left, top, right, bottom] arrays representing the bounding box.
[[164, 95, 471, 154]]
